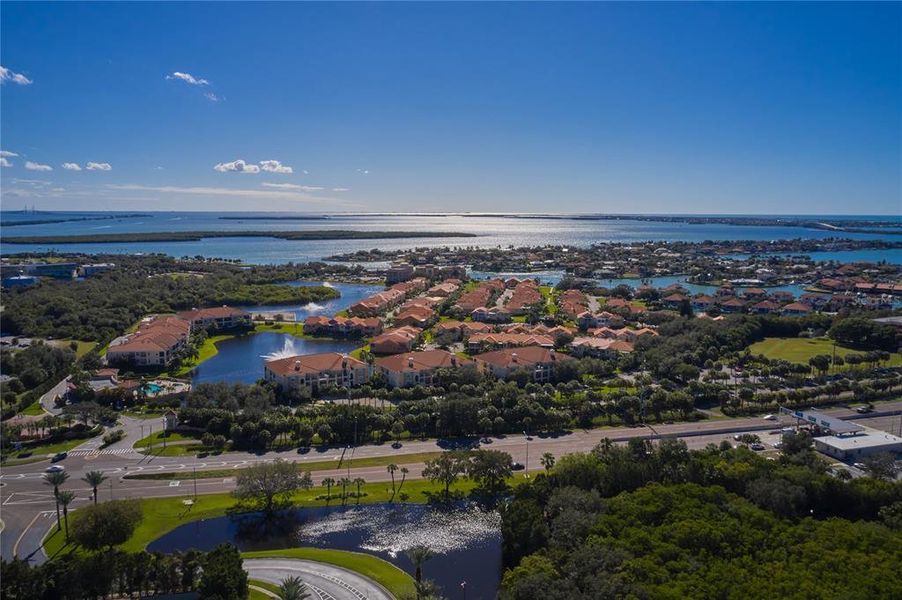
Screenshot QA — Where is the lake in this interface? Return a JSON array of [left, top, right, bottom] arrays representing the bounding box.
[[146, 502, 503, 600], [190, 281, 374, 385]]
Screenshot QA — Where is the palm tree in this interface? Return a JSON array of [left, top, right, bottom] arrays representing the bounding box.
[[277, 575, 310, 600], [338, 477, 351, 504], [540, 452, 555, 471], [406, 545, 433, 591], [353, 477, 366, 503], [321, 477, 335, 502], [387, 463, 398, 494], [398, 467, 409, 493], [57, 490, 76, 541], [43, 471, 69, 531], [82, 470, 108, 505]]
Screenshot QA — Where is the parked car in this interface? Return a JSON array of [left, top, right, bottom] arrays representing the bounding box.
[[51, 452, 67, 463], [45, 464, 65, 473], [750, 443, 765, 451]]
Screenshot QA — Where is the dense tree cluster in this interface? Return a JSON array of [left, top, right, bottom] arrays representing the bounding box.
[[0, 254, 347, 341], [0, 543, 247, 600], [0, 342, 75, 418], [500, 440, 902, 599]]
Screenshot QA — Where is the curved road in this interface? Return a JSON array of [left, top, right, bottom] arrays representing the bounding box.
[[245, 558, 394, 600]]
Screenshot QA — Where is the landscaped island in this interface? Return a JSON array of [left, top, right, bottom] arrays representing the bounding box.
[[2, 230, 478, 244]]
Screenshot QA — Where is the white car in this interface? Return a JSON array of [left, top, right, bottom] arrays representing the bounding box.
[[762, 414, 777, 421], [45, 465, 65, 473]]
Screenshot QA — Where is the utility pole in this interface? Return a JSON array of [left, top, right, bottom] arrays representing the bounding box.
[[193, 466, 197, 499]]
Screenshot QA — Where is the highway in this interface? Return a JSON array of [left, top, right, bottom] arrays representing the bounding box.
[[2, 401, 900, 564]]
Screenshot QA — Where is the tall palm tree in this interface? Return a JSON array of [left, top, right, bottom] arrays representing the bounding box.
[[43, 471, 69, 531], [398, 467, 409, 493], [57, 490, 76, 541], [277, 575, 310, 600], [321, 477, 335, 502], [82, 470, 108, 505], [386, 463, 398, 494], [338, 477, 351, 503], [353, 477, 366, 503], [406, 545, 434, 589]]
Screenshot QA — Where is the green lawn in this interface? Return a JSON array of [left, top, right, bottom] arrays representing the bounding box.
[[244, 549, 415, 600], [1, 433, 100, 461], [749, 337, 902, 366], [22, 400, 47, 416], [133, 431, 200, 448], [124, 451, 443, 481]]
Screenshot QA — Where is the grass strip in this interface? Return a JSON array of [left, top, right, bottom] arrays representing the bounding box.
[[123, 451, 443, 480]]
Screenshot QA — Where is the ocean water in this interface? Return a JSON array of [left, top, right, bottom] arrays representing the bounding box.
[[1, 212, 899, 265]]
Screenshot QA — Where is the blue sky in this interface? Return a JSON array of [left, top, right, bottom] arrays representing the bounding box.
[[1, 2, 899, 214]]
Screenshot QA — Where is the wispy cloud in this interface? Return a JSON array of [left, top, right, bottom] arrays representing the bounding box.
[[166, 71, 209, 86], [356, 168, 370, 175], [332, 187, 350, 192], [0, 150, 19, 157], [25, 161, 52, 171], [166, 71, 221, 102], [106, 183, 336, 203], [260, 160, 293, 174], [86, 162, 112, 171], [0, 158, 12, 168], [214, 159, 261, 174], [0, 66, 32, 85], [262, 182, 324, 191], [62, 162, 82, 171]]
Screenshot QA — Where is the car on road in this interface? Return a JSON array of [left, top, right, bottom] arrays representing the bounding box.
[[762, 414, 777, 421], [750, 443, 765, 451], [511, 462, 525, 471], [51, 452, 67, 462], [853, 462, 867, 470], [855, 406, 873, 414], [480, 437, 493, 444], [45, 464, 65, 473]]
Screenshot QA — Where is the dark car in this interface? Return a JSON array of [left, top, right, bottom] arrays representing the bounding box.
[[51, 452, 68, 463], [511, 462, 525, 471]]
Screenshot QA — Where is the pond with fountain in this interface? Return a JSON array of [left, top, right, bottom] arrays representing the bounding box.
[[188, 281, 376, 385], [147, 502, 502, 600]]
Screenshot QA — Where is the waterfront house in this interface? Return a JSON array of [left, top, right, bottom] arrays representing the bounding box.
[[780, 302, 813, 316], [264, 352, 370, 393], [176, 306, 252, 331], [106, 315, 191, 368]]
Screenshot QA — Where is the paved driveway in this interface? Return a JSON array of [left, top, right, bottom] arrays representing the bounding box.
[[245, 557, 395, 600]]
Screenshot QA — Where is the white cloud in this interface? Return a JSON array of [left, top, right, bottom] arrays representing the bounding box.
[[0, 150, 19, 157], [356, 168, 370, 174], [62, 162, 82, 171], [107, 183, 334, 203], [262, 182, 323, 191], [214, 159, 261, 174], [166, 71, 209, 86], [260, 160, 293, 174], [204, 92, 220, 102], [0, 157, 11, 168], [25, 161, 52, 171], [86, 162, 112, 171], [332, 187, 350, 192], [0, 66, 33, 85], [51, 187, 65, 192]]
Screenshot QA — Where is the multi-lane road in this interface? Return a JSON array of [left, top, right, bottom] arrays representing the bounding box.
[[2, 401, 900, 564]]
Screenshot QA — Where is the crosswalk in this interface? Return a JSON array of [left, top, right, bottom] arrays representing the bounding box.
[[67, 448, 137, 457]]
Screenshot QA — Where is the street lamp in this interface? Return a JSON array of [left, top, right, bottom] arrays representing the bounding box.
[[523, 431, 529, 478]]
